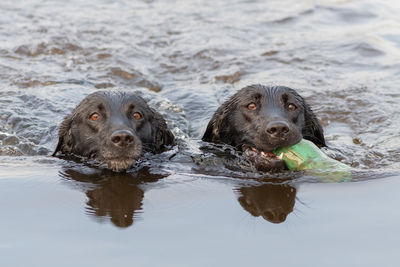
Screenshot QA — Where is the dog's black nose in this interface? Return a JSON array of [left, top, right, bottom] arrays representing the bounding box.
[[263, 211, 287, 223], [111, 130, 134, 147], [266, 121, 290, 137]]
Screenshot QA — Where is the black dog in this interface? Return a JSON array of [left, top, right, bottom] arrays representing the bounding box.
[[202, 84, 325, 171], [53, 91, 174, 172]]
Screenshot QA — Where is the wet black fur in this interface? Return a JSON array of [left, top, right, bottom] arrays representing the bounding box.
[[203, 84, 325, 151], [53, 91, 174, 171]]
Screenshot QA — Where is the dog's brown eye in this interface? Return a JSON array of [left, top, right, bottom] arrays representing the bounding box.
[[287, 103, 297, 111], [89, 112, 100, 121], [247, 103, 257, 111], [132, 112, 142, 120]]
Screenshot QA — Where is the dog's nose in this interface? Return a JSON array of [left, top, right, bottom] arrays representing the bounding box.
[[111, 130, 134, 147], [266, 121, 290, 137], [263, 211, 288, 223]]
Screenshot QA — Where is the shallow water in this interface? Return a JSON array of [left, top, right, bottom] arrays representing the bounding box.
[[1, 0, 400, 266]]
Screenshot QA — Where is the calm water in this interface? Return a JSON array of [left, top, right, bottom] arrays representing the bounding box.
[[1, 0, 400, 266]]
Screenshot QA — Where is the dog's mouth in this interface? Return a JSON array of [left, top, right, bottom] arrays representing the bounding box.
[[100, 143, 142, 172], [242, 146, 286, 172], [104, 157, 137, 172]]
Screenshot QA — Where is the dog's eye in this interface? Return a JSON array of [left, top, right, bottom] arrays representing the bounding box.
[[89, 112, 101, 121], [247, 103, 257, 111], [132, 112, 142, 120], [287, 103, 297, 111]]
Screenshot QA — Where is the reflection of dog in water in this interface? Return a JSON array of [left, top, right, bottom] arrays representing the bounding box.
[[235, 183, 296, 224], [60, 166, 164, 228]]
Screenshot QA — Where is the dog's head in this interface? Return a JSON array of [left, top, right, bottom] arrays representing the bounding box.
[[53, 91, 174, 172], [203, 84, 325, 153]]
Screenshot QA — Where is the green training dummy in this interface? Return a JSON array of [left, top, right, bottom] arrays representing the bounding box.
[[273, 139, 351, 182]]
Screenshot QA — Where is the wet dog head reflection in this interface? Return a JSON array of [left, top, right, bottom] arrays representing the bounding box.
[[53, 91, 174, 172], [60, 166, 164, 228], [236, 183, 296, 224]]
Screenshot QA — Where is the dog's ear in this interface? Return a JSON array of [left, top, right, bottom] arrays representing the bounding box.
[[302, 102, 326, 147], [52, 114, 74, 156], [202, 104, 232, 143], [152, 113, 175, 152], [237, 195, 258, 217], [155, 126, 174, 152]]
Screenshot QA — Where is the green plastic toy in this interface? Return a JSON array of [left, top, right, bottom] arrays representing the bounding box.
[[273, 139, 351, 182]]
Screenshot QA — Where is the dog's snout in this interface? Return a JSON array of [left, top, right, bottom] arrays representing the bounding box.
[[266, 121, 290, 137], [111, 130, 134, 147], [263, 211, 287, 223]]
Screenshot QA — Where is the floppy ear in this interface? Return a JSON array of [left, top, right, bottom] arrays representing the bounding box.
[[302, 102, 326, 147], [155, 126, 174, 152], [237, 195, 258, 217], [152, 113, 175, 152], [52, 114, 74, 156], [202, 103, 232, 143]]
